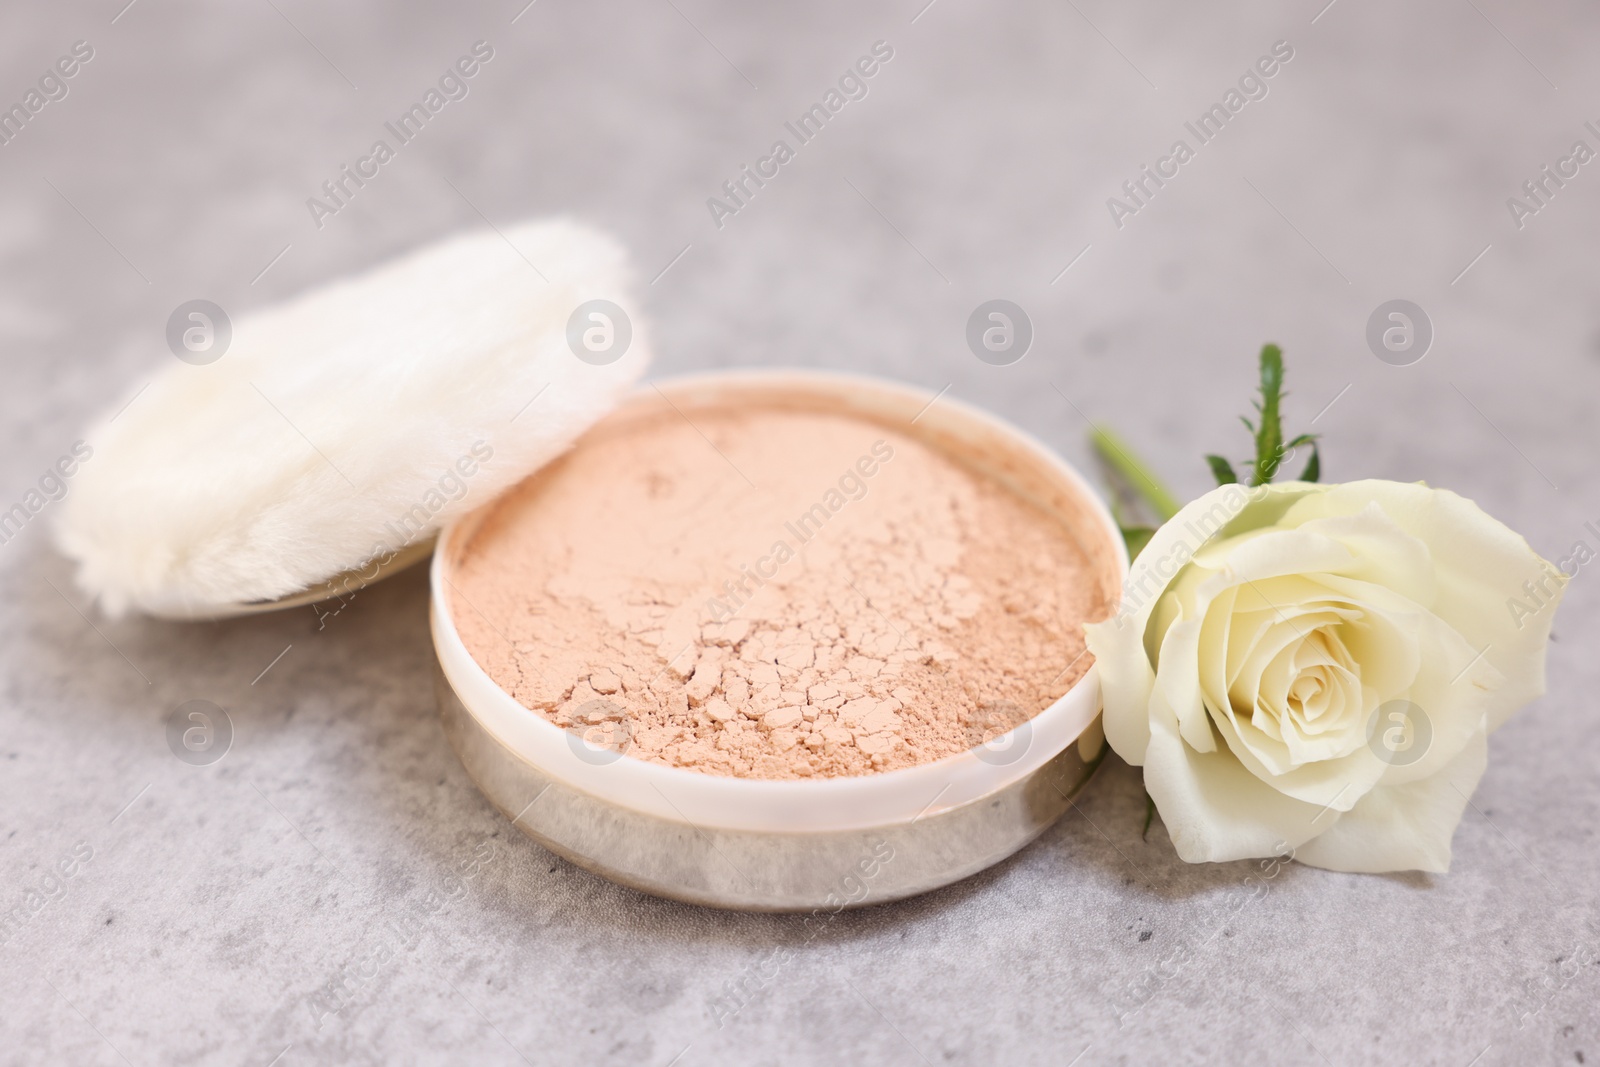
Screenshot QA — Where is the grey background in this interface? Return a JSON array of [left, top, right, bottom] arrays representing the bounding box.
[[2, 0, 1597, 1064]]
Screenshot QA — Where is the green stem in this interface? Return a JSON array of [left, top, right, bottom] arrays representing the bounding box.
[[1091, 426, 1182, 522]]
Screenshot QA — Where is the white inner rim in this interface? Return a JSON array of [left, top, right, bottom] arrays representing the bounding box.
[[430, 369, 1127, 833]]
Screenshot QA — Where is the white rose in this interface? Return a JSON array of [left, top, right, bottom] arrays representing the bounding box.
[[1085, 479, 1562, 873]]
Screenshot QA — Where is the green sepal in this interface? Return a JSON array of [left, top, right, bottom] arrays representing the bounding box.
[[1120, 524, 1157, 562], [1205, 454, 1239, 486], [1298, 441, 1321, 482]]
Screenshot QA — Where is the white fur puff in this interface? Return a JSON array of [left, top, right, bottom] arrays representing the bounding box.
[[56, 219, 649, 617]]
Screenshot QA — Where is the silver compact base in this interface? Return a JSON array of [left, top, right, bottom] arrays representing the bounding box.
[[436, 662, 1103, 913]]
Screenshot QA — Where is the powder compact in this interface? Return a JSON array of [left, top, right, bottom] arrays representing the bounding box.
[[59, 224, 1127, 911]]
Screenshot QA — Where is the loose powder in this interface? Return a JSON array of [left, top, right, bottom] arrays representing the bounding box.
[[451, 402, 1107, 779]]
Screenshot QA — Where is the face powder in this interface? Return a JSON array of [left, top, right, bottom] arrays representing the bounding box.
[[450, 399, 1108, 780]]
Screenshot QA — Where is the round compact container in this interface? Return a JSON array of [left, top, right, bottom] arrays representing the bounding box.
[[429, 370, 1127, 911]]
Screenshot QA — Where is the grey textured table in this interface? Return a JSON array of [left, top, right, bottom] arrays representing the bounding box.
[[2, 1, 1597, 1064]]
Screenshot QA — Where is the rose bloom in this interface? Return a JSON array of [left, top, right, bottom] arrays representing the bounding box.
[[1085, 480, 1563, 873]]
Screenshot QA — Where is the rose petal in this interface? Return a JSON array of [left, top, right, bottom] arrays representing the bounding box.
[[1206, 692, 1387, 811], [1316, 574, 1502, 785], [1143, 711, 1328, 862], [1091, 479, 1559, 875], [1193, 524, 1356, 586], [1334, 599, 1421, 701], [1289, 481, 1562, 730], [1294, 503, 1437, 606], [1157, 616, 1218, 754], [1084, 622, 1157, 765], [1088, 483, 1277, 764], [1195, 584, 1240, 749], [1292, 732, 1488, 873]]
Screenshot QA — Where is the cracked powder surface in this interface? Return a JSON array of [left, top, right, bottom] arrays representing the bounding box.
[[451, 402, 1107, 779]]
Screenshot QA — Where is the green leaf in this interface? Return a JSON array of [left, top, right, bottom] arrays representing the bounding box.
[[1141, 791, 1157, 841], [1205, 454, 1239, 486], [1250, 343, 1285, 486], [1299, 441, 1321, 482], [1120, 524, 1156, 561]]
